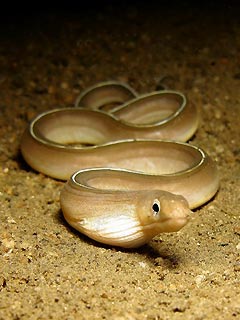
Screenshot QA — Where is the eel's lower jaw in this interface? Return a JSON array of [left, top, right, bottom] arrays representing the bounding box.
[[159, 209, 192, 233], [168, 217, 189, 232]]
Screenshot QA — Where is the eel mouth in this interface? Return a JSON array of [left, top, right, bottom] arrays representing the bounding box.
[[159, 209, 192, 233]]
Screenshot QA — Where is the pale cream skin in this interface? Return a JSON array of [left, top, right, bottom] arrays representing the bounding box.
[[60, 170, 192, 248], [20, 81, 220, 248]]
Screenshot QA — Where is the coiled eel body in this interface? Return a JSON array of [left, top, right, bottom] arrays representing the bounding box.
[[21, 81, 219, 248]]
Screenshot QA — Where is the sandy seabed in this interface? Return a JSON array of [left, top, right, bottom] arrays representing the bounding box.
[[0, 2, 239, 319]]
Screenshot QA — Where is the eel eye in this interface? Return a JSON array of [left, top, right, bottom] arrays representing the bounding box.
[[152, 199, 160, 215]]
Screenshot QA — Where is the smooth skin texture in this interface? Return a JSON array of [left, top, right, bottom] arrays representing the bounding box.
[[21, 81, 219, 248]]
